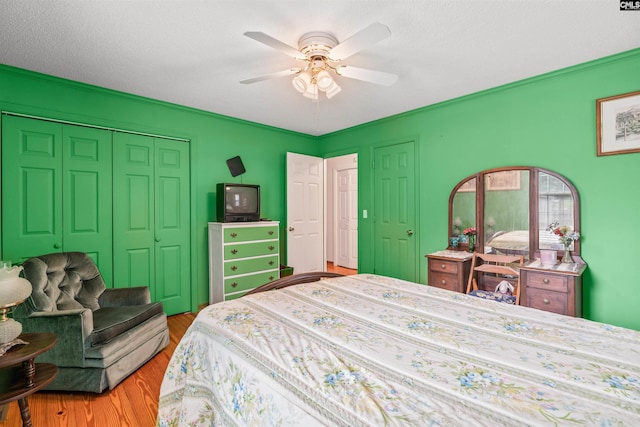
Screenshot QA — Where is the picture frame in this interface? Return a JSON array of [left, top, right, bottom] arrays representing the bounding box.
[[596, 90, 640, 156], [485, 170, 521, 191]]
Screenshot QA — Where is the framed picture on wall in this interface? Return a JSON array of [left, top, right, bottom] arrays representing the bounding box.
[[597, 90, 640, 156]]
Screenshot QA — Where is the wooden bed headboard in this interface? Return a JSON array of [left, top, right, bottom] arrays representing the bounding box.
[[245, 272, 345, 295]]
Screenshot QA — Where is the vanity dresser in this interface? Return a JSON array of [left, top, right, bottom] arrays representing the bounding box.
[[435, 166, 587, 317]]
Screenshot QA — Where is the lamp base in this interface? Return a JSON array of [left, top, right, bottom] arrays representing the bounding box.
[[0, 316, 22, 344]]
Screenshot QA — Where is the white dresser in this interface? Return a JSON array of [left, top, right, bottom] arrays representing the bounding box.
[[208, 221, 280, 304]]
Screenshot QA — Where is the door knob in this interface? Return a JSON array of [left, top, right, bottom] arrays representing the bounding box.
[[53, 243, 62, 249], [406, 229, 414, 236], [288, 226, 295, 232]]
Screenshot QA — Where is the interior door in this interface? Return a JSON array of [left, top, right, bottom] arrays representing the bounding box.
[[336, 168, 358, 269], [372, 141, 417, 281], [286, 152, 324, 273], [2, 116, 62, 262]]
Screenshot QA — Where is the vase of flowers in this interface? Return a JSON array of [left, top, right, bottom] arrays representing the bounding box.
[[547, 222, 580, 263], [464, 227, 477, 252]]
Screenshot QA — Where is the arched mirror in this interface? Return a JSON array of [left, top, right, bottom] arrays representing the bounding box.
[[448, 167, 580, 260]]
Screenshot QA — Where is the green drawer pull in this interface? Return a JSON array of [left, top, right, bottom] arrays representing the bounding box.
[[231, 249, 238, 255], [268, 230, 274, 235], [230, 232, 238, 238], [268, 245, 275, 251], [269, 260, 274, 266], [231, 265, 238, 271], [269, 275, 275, 281], [231, 282, 238, 288]]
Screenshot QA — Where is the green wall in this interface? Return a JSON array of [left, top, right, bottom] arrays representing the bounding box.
[[319, 48, 640, 330], [0, 65, 319, 310]]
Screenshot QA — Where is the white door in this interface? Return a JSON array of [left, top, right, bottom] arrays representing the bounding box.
[[286, 152, 324, 273], [337, 168, 358, 269]]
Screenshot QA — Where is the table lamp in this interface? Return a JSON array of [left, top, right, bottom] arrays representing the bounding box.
[[0, 261, 32, 343]]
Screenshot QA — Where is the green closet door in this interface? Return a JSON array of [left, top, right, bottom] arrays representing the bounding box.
[[154, 138, 190, 315], [62, 125, 113, 285], [2, 116, 62, 262], [1, 116, 113, 278], [113, 133, 190, 314], [113, 133, 156, 293]]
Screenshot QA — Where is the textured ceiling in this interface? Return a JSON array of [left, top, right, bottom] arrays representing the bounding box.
[[1, 1, 639, 136]]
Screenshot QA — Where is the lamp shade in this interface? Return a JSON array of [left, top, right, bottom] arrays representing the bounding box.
[[0, 265, 32, 307], [292, 72, 311, 93]]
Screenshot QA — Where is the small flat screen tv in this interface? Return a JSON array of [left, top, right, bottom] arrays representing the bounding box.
[[216, 183, 260, 222]]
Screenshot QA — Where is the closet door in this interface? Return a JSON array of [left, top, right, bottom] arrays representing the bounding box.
[[113, 133, 156, 293], [2, 116, 62, 262], [154, 138, 190, 314], [1, 117, 113, 277], [113, 133, 191, 314], [62, 125, 113, 285]]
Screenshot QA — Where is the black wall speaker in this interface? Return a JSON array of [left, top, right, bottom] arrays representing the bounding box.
[[226, 156, 246, 177]]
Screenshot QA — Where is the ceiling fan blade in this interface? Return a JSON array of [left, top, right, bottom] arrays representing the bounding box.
[[336, 65, 398, 86], [243, 32, 307, 60], [327, 23, 391, 61], [240, 68, 301, 84]]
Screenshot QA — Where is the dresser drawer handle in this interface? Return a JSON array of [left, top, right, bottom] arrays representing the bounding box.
[[231, 282, 238, 288], [230, 232, 238, 238], [543, 298, 550, 304], [441, 264, 447, 270], [268, 260, 275, 266], [231, 265, 238, 271], [441, 280, 446, 285], [231, 249, 238, 255], [268, 231, 274, 235], [269, 275, 275, 281], [268, 245, 275, 251], [543, 278, 550, 284]]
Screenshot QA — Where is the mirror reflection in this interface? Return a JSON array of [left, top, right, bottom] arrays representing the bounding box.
[[448, 167, 580, 260], [484, 170, 530, 255], [539, 172, 575, 250], [451, 177, 476, 247]]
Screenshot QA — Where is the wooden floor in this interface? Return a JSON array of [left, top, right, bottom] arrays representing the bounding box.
[[326, 261, 357, 276], [0, 263, 354, 427], [0, 312, 197, 427]]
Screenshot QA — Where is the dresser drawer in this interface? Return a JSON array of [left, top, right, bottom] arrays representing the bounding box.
[[224, 271, 278, 294], [429, 271, 458, 292], [224, 255, 279, 276], [526, 287, 568, 315], [525, 271, 568, 292], [224, 241, 279, 260], [224, 226, 278, 243], [429, 259, 460, 275]]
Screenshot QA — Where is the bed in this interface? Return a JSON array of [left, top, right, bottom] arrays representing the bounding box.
[[156, 273, 640, 426], [486, 230, 562, 255]]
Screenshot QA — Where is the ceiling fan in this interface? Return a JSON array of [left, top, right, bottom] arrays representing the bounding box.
[[240, 23, 398, 100]]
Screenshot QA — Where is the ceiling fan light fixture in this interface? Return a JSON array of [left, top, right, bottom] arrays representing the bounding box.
[[292, 72, 311, 93], [302, 83, 318, 100], [325, 82, 342, 99], [316, 70, 334, 91]]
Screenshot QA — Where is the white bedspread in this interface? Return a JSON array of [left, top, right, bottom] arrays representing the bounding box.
[[157, 274, 640, 426]]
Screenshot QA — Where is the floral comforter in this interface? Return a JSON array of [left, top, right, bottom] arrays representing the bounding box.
[[156, 274, 640, 426]]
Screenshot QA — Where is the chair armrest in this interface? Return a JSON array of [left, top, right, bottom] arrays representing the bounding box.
[[14, 308, 94, 366], [98, 287, 151, 307]]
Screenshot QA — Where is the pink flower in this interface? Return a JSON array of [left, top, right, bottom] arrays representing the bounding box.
[[463, 227, 476, 236]]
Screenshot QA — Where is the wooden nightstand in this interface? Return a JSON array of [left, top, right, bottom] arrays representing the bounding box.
[[0, 332, 57, 427], [426, 250, 473, 293], [520, 259, 586, 317]]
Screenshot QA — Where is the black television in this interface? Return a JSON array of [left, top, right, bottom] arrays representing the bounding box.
[[216, 183, 260, 222]]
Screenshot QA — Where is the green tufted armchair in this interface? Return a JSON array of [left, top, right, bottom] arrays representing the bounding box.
[[14, 252, 169, 393]]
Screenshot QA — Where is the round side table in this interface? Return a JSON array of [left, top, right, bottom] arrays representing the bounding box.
[[0, 333, 58, 427]]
